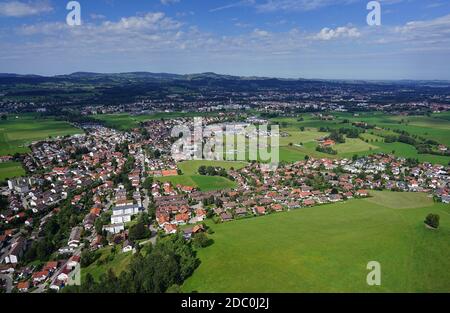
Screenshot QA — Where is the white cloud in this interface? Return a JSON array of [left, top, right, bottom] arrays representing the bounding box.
[[210, 0, 255, 13], [5, 10, 450, 78], [161, 0, 180, 5], [90, 13, 106, 20], [100, 12, 182, 33], [313, 26, 361, 40], [394, 13, 450, 39], [368, 14, 450, 47], [256, 0, 357, 12], [253, 28, 270, 37], [0, 0, 52, 17]]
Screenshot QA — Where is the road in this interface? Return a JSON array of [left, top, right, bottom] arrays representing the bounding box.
[[139, 225, 158, 246], [0, 274, 12, 293]]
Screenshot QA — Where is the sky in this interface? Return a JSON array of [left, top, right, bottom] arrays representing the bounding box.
[[0, 0, 449, 80]]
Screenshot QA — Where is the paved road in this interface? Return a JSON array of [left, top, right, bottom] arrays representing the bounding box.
[[139, 226, 158, 246], [0, 274, 13, 293]]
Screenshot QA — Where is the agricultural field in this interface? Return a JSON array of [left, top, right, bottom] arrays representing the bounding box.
[[0, 114, 81, 156], [271, 113, 450, 164], [0, 161, 25, 182], [182, 192, 450, 292]]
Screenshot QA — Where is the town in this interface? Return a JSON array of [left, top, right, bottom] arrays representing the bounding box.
[[1, 113, 449, 293]]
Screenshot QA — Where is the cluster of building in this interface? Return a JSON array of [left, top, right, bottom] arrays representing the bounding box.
[[1, 115, 449, 293]]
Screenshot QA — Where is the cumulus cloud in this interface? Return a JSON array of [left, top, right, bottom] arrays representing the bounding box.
[[4, 10, 450, 77], [313, 26, 361, 40], [19, 12, 183, 36], [0, 0, 52, 17]]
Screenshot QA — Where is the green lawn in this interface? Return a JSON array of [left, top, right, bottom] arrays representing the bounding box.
[[334, 138, 378, 154], [154, 160, 245, 192], [0, 114, 81, 156], [182, 192, 450, 292], [157, 174, 237, 192], [0, 161, 25, 182]]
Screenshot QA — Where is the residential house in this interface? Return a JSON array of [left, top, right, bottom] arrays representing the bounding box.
[[68, 227, 82, 247]]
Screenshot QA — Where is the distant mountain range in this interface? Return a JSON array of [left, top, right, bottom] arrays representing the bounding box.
[[0, 71, 448, 84], [1, 71, 449, 106]]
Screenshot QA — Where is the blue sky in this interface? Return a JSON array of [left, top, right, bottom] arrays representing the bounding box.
[[0, 0, 449, 79]]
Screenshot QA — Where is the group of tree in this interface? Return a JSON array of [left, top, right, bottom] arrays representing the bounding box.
[[337, 127, 362, 139], [64, 233, 199, 293], [327, 130, 345, 144], [424, 213, 440, 229], [316, 145, 338, 155], [192, 232, 212, 248], [142, 176, 154, 190], [128, 219, 151, 241], [198, 165, 228, 177]]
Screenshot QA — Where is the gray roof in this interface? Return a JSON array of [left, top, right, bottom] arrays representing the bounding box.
[[112, 204, 142, 211]]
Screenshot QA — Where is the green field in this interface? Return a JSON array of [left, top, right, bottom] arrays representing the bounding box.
[[92, 112, 216, 131], [271, 113, 450, 164], [182, 192, 450, 292], [0, 161, 25, 181], [157, 174, 237, 192], [0, 114, 81, 156], [155, 160, 246, 192], [94, 112, 449, 164]]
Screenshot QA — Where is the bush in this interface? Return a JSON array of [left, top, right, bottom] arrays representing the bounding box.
[[81, 250, 100, 267], [192, 232, 212, 248], [424, 213, 440, 229]]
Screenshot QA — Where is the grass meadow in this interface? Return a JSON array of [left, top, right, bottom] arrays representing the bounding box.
[[182, 192, 450, 292], [0, 114, 81, 156]]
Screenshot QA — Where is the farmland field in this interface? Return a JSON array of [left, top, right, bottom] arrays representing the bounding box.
[[0, 114, 81, 156], [0, 161, 25, 182], [271, 113, 450, 164], [182, 192, 450, 292]]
